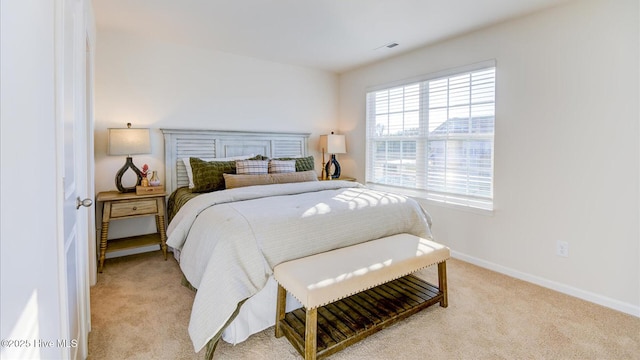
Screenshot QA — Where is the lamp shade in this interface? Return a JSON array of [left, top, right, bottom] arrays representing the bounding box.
[[108, 128, 151, 156], [319, 134, 346, 154]]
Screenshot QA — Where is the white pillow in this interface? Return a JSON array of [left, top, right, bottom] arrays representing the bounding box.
[[182, 154, 254, 189]]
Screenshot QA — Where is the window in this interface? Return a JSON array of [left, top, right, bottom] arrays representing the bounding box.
[[365, 61, 495, 210]]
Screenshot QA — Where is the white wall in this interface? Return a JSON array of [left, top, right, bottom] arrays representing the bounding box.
[[0, 1, 62, 357], [338, 0, 639, 315], [94, 30, 338, 239]]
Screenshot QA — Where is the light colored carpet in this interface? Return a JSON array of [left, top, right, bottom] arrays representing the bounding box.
[[88, 251, 639, 359]]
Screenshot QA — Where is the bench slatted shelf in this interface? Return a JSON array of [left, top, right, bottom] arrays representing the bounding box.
[[274, 233, 450, 360], [279, 274, 443, 359]]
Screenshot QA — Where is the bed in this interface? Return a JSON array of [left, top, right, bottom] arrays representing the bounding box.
[[161, 129, 435, 357]]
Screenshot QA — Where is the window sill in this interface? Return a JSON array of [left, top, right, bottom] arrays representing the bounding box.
[[366, 183, 495, 216]]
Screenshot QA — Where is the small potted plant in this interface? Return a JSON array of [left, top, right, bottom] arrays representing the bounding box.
[[140, 164, 149, 187]]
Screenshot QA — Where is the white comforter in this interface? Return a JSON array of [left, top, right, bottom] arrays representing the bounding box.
[[167, 180, 433, 352]]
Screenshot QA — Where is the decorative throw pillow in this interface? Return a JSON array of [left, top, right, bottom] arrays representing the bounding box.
[[190, 158, 236, 193], [183, 154, 254, 189], [223, 173, 272, 189], [268, 159, 296, 173], [235, 159, 269, 174], [223, 170, 319, 189], [273, 156, 314, 172], [271, 170, 318, 184]]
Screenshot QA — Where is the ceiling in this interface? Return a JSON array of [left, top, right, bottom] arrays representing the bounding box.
[[93, 0, 571, 74]]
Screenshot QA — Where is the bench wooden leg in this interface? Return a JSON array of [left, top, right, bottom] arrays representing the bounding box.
[[305, 308, 317, 360], [275, 284, 286, 338], [438, 261, 448, 308]]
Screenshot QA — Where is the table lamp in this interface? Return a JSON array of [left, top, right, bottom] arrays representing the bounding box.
[[319, 132, 346, 179], [108, 123, 151, 193]]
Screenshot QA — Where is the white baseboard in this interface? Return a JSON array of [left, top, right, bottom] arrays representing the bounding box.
[[451, 250, 640, 318]]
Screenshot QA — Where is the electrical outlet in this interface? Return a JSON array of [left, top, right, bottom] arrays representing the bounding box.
[[557, 240, 569, 257]]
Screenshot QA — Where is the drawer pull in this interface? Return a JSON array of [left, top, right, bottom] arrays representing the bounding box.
[[132, 207, 137, 210]]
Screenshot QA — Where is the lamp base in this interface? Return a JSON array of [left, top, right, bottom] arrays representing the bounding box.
[[115, 157, 143, 193], [324, 154, 341, 179]]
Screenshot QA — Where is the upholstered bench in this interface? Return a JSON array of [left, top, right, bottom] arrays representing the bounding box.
[[274, 233, 450, 360]]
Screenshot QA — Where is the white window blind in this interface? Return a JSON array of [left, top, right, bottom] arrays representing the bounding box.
[[365, 62, 495, 210]]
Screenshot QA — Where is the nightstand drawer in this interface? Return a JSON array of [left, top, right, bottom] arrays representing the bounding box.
[[110, 199, 158, 218]]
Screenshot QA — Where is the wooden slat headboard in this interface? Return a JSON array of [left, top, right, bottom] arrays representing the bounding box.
[[161, 129, 311, 194]]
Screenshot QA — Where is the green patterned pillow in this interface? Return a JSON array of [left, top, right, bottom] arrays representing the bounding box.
[[190, 155, 267, 192], [274, 156, 314, 172], [190, 158, 236, 193]]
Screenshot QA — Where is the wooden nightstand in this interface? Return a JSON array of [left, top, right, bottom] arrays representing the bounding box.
[[96, 191, 168, 273]]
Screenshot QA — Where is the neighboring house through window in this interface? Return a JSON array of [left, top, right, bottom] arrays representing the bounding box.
[[365, 60, 496, 211]]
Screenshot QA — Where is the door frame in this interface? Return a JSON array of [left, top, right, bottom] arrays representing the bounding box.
[[85, 3, 97, 288]]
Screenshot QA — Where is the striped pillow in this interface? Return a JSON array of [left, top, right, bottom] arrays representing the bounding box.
[[268, 160, 296, 174], [235, 159, 269, 174]]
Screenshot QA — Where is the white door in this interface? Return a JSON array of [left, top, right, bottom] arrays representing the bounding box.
[[58, 0, 91, 358]]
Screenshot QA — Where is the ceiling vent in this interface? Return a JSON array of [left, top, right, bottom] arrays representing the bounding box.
[[375, 42, 399, 51]]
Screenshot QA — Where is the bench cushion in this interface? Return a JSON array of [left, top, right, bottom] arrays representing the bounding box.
[[274, 234, 450, 309]]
